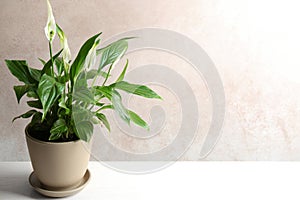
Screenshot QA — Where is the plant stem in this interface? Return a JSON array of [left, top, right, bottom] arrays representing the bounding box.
[[49, 42, 54, 76], [102, 64, 113, 86], [91, 74, 98, 87]]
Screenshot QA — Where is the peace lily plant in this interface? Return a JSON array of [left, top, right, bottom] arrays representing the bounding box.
[[6, 0, 161, 143]]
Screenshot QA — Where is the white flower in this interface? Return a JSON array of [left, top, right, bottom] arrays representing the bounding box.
[[84, 39, 100, 69], [61, 37, 71, 63], [44, 0, 56, 43], [57, 25, 71, 64], [62, 38, 71, 63]]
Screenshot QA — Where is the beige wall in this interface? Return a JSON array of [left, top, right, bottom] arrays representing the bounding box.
[[1, 0, 300, 161]]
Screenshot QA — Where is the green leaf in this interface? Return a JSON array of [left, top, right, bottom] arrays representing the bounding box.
[[74, 71, 88, 87], [98, 104, 113, 111], [30, 111, 43, 125], [13, 85, 31, 103], [93, 86, 113, 100], [86, 69, 98, 79], [55, 57, 63, 76], [75, 121, 93, 142], [58, 94, 70, 114], [73, 106, 94, 122], [49, 118, 68, 140], [37, 74, 56, 120], [94, 102, 105, 107], [41, 49, 63, 75], [56, 82, 65, 94], [70, 33, 102, 85], [37, 74, 64, 121], [128, 110, 149, 130], [49, 131, 62, 141], [86, 69, 110, 79], [116, 59, 128, 82], [27, 100, 42, 109], [112, 90, 130, 124], [102, 63, 113, 85], [28, 67, 41, 82], [5, 60, 35, 84], [57, 74, 69, 84], [27, 91, 38, 99], [95, 113, 110, 131], [38, 58, 46, 65], [73, 71, 94, 104], [12, 110, 37, 122], [112, 81, 162, 99], [96, 37, 134, 70], [73, 86, 95, 104]]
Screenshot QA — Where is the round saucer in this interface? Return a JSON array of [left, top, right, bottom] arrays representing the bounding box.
[[29, 169, 91, 198]]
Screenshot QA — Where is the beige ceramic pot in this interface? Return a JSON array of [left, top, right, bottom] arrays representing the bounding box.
[[25, 126, 92, 190]]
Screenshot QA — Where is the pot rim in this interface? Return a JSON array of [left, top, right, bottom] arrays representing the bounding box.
[[25, 124, 81, 145]]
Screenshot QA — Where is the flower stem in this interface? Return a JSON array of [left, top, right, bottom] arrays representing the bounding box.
[[49, 42, 54, 76]]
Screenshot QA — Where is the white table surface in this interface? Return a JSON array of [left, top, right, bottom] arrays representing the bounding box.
[[0, 162, 299, 200]]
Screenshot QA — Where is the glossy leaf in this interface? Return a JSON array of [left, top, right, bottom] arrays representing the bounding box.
[[55, 57, 63, 76], [28, 67, 41, 82], [97, 104, 113, 111], [94, 102, 105, 107], [37, 74, 56, 120], [27, 91, 38, 99], [5, 60, 35, 84], [75, 121, 93, 142], [37, 74, 64, 120], [70, 33, 102, 85], [30, 111, 43, 125], [83, 39, 100, 69], [73, 71, 94, 104], [74, 71, 88, 87], [86, 69, 110, 79], [97, 38, 133, 70], [12, 110, 37, 122], [73, 106, 94, 122], [112, 81, 162, 99], [116, 59, 128, 82], [93, 86, 113, 100], [49, 130, 62, 141], [112, 90, 130, 124], [38, 58, 46, 65], [102, 63, 113, 85], [128, 110, 149, 130], [49, 118, 68, 140], [95, 113, 110, 131], [56, 82, 65, 94], [58, 94, 70, 114], [27, 100, 42, 109], [41, 49, 63, 75], [73, 86, 94, 104], [13, 85, 31, 103]]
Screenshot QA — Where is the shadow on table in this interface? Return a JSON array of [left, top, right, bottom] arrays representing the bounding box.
[[0, 172, 45, 199]]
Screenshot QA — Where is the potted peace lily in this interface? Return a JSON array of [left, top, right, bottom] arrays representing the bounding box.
[[5, 0, 161, 197]]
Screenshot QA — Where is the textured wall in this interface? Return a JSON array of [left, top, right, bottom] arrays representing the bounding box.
[[1, 0, 300, 161]]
